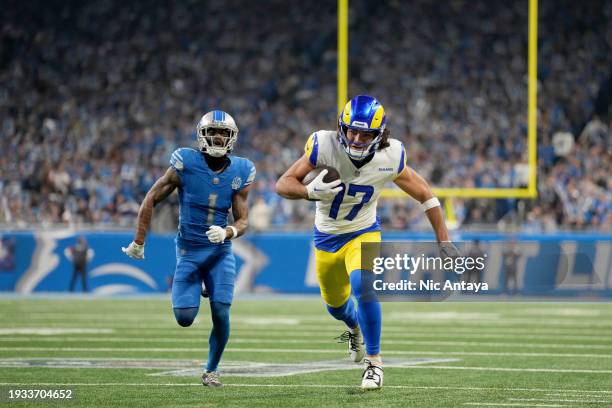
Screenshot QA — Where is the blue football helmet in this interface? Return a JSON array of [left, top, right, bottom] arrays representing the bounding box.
[[337, 95, 386, 160], [196, 110, 239, 157]]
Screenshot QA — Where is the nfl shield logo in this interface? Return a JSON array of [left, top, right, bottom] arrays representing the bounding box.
[[231, 177, 242, 190]]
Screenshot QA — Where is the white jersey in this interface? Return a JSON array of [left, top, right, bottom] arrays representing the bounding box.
[[304, 130, 406, 235]]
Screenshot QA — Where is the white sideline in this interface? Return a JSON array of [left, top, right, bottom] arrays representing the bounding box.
[[1, 352, 612, 374], [407, 365, 612, 374], [3, 323, 612, 337], [464, 403, 562, 407], [509, 398, 611, 403], [0, 328, 115, 335], [5, 319, 612, 329], [2, 347, 611, 359], [0, 337, 610, 350], [3, 327, 611, 340], [0, 325, 612, 342]]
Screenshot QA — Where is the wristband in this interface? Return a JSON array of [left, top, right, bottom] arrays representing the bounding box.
[[421, 197, 441, 212], [228, 226, 238, 240]]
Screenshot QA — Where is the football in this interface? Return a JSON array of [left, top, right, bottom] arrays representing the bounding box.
[[302, 165, 341, 186]]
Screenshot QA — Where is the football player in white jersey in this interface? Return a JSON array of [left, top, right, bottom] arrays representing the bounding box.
[[276, 95, 458, 390]]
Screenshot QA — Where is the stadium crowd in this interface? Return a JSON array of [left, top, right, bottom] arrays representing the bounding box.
[[0, 0, 610, 231]]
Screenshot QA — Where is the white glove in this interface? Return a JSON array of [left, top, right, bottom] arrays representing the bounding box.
[[206, 225, 227, 244], [122, 241, 144, 260], [306, 169, 342, 201]]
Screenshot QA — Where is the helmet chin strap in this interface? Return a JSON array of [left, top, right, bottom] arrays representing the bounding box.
[[344, 133, 381, 160], [338, 125, 382, 158], [347, 146, 375, 160]]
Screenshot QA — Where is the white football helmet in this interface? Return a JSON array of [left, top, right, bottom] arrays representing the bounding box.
[[197, 110, 239, 157]]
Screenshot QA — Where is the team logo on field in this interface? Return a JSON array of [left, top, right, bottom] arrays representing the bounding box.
[[0, 357, 460, 377], [232, 177, 242, 190], [151, 357, 460, 377]]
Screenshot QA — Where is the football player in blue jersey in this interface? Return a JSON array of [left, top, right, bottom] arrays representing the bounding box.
[[122, 110, 255, 387]]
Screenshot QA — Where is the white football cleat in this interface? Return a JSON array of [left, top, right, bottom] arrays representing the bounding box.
[[202, 371, 222, 387], [336, 327, 365, 363], [361, 359, 383, 390]]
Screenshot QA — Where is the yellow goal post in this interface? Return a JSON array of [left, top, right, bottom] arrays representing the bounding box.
[[337, 0, 539, 201]]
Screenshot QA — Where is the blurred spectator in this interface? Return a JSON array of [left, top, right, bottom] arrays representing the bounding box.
[[0, 0, 609, 231], [250, 196, 273, 232], [0, 236, 16, 271]]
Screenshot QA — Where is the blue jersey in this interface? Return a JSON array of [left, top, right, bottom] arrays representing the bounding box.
[[169, 148, 255, 249]]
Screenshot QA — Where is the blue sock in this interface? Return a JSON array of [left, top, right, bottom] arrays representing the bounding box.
[[206, 301, 231, 372], [173, 307, 199, 327], [326, 298, 358, 329], [350, 270, 381, 355]]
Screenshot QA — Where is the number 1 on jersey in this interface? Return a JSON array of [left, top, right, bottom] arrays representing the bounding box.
[[328, 183, 374, 221], [207, 193, 218, 224]]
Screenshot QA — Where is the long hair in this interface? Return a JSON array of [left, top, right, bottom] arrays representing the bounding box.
[[377, 128, 391, 150]]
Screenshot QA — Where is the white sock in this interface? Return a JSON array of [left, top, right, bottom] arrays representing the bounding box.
[[366, 355, 382, 366]]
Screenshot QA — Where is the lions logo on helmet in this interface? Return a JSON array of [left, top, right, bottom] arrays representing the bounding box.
[[197, 110, 239, 157], [337, 95, 386, 160]]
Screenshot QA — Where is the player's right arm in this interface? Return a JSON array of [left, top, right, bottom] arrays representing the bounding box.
[[275, 155, 314, 200], [277, 133, 343, 201], [122, 167, 181, 259]]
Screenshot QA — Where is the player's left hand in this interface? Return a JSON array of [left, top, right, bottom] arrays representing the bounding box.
[[439, 241, 460, 260], [439, 241, 464, 275], [122, 241, 145, 260], [206, 225, 227, 244]]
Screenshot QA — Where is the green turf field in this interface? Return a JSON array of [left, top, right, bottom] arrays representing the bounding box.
[[1, 297, 611, 407]]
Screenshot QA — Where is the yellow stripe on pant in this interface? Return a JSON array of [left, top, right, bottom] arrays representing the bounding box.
[[314, 231, 381, 308]]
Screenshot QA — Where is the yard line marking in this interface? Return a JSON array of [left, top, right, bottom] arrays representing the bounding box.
[[2, 347, 611, 359], [3, 323, 612, 336], [5, 310, 608, 318], [510, 398, 611, 403], [4, 317, 612, 327], [4, 322, 611, 330], [0, 382, 610, 394], [7, 311, 609, 323], [117, 325, 612, 333], [407, 365, 612, 374], [0, 357, 459, 375], [0, 337, 609, 350], [0, 328, 115, 335], [544, 392, 609, 397], [464, 403, 563, 407], [68, 328, 612, 341], [509, 308, 603, 317], [2, 327, 610, 344], [0, 326, 612, 344]]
